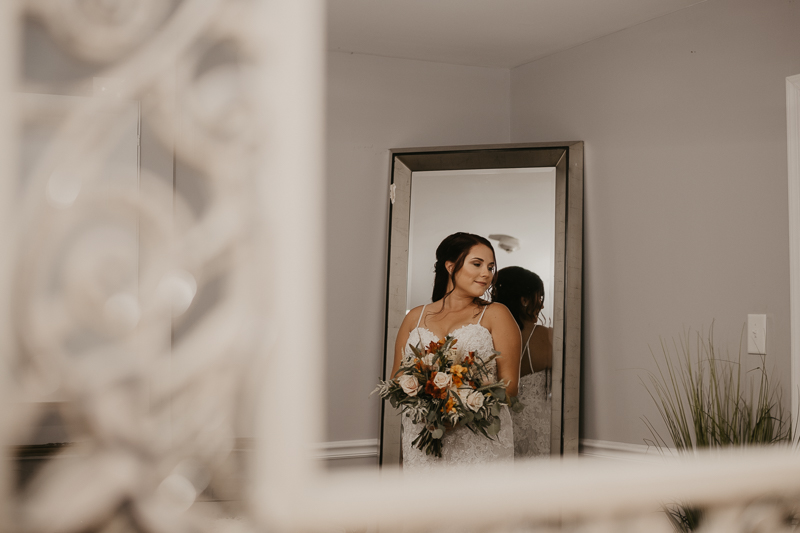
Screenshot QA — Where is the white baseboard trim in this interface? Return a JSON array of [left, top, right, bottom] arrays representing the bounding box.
[[314, 439, 379, 461], [317, 439, 669, 462], [579, 439, 671, 463], [233, 438, 379, 462], [237, 438, 683, 464], [317, 438, 668, 463], [244, 438, 668, 463]]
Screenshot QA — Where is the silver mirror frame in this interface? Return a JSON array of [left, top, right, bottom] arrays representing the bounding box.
[[380, 142, 584, 466]]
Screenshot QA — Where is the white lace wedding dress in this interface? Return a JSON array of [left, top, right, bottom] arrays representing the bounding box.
[[511, 325, 551, 458], [401, 305, 514, 471]]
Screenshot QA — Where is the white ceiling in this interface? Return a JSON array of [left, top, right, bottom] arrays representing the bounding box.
[[327, 0, 708, 69]]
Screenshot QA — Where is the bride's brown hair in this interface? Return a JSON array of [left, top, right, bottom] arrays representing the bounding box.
[[431, 232, 498, 307]]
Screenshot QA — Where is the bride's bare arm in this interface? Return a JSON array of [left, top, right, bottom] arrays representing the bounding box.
[[390, 307, 423, 378], [487, 303, 521, 397]]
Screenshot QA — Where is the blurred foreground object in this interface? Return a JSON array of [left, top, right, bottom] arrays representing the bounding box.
[[0, 0, 323, 531]]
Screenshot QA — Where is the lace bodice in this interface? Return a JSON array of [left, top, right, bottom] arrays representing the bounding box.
[[401, 316, 514, 471], [407, 323, 498, 378]]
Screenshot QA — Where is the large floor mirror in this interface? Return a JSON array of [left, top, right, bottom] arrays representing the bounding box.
[[380, 142, 583, 466]]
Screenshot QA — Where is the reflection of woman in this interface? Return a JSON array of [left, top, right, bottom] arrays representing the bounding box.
[[495, 266, 553, 459], [391, 233, 520, 470]]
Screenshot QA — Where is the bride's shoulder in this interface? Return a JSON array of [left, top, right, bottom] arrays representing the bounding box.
[[483, 301, 509, 313], [486, 302, 508, 313], [401, 305, 426, 329], [482, 302, 515, 325]]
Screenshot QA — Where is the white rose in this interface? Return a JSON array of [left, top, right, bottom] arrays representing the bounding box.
[[432, 372, 452, 389], [465, 391, 485, 412], [397, 374, 421, 396]]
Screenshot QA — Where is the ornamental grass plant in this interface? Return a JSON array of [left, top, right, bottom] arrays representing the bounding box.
[[641, 325, 794, 532]]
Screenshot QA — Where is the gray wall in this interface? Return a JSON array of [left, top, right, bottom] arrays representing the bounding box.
[[510, 0, 800, 445], [325, 52, 510, 443]]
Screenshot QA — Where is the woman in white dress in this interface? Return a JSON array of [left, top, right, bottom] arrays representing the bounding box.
[[495, 266, 553, 459], [391, 233, 520, 470]]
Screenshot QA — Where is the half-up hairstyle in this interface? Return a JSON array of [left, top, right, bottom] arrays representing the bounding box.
[[431, 232, 498, 308], [494, 266, 544, 329]]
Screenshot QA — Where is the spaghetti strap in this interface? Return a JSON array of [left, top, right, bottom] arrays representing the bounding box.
[[477, 304, 488, 324], [413, 305, 427, 347], [524, 324, 537, 370], [415, 304, 427, 328]]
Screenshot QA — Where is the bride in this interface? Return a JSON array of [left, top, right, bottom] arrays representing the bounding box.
[[390, 232, 520, 470]]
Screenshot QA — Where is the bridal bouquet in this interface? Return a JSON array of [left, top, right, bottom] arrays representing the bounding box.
[[373, 336, 519, 458]]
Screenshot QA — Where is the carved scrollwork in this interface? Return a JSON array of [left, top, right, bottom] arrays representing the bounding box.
[[7, 1, 264, 531], [144, 7, 261, 184], [26, 0, 171, 64]]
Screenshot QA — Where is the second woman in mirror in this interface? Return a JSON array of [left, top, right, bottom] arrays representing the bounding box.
[[495, 266, 553, 458]]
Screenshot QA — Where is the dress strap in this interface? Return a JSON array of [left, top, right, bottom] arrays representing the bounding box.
[[524, 324, 537, 370], [477, 304, 489, 325], [415, 304, 427, 328], [414, 304, 427, 347]]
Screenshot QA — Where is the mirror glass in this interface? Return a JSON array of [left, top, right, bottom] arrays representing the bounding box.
[[407, 167, 557, 459]]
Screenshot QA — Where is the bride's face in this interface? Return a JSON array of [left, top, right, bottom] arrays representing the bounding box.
[[447, 244, 496, 298]]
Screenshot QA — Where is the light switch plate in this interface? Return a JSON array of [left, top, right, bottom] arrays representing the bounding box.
[[747, 314, 766, 355]]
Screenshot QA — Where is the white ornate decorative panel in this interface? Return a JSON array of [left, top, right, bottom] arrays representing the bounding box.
[[2, 0, 325, 530]]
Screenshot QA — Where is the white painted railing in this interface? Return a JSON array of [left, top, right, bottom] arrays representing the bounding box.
[[292, 448, 800, 532]]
